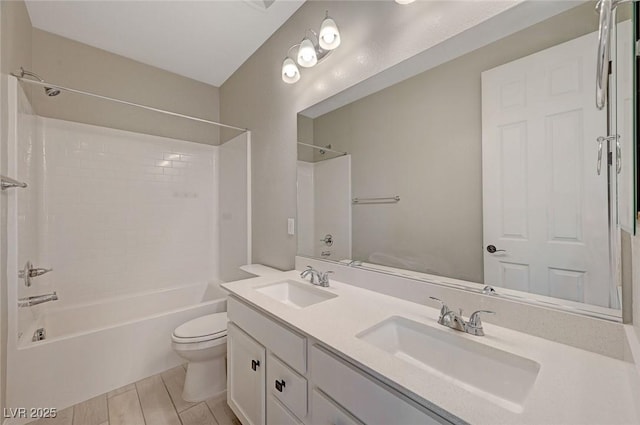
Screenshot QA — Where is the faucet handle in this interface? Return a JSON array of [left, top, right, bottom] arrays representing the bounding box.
[[321, 270, 334, 279], [466, 310, 495, 336], [429, 297, 450, 317], [319, 271, 334, 286]]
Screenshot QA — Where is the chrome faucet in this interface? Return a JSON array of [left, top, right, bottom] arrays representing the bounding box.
[[465, 310, 496, 336], [18, 292, 58, 307], [429, 297, 494, 336], [346, 260, 363, 267], [300, 266, 333, 287]]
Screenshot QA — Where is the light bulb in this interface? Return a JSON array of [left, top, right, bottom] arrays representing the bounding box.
[[281, 57, 300, 84], [297, 38, 317, 68], [319, 16, 340, 50]]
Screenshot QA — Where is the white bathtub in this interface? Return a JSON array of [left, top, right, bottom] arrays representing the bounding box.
[[7, 282, 227, 421]]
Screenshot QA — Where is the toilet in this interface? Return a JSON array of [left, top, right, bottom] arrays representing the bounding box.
[[171, 312, 228, 402]]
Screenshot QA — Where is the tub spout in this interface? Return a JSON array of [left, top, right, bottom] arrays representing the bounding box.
[[18, 292, 58, 307]]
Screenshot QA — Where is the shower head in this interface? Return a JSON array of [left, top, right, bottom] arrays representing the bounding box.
[[45, 87, 61, 97], [15, 67, 61, 97]]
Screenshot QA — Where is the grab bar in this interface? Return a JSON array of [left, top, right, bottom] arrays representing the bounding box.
[[352, 196, 400, 204], [1, 175, 27, 191]]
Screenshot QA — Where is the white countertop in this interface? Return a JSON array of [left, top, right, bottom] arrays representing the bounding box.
[[222, 271, 640, 425]]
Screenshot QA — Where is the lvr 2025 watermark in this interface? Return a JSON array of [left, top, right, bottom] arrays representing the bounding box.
[[3, 407, 57, 419]]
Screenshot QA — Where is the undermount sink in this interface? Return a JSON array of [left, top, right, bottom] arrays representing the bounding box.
[[357, 316, 540, 413], [255, 280, 337, 309]]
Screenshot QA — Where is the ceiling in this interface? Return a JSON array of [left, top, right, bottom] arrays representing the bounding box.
[[25, 0, 305, 87]]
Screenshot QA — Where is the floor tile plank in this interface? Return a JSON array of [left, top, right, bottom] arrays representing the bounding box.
[[108, 389, 145, 425], [136, 375, 181, 425], [108, 384, 136, 399], [179, 403, 218, 425], [161, 366, 196, 413], [205, 397, 240, 425], [73, 394, 108, 425]]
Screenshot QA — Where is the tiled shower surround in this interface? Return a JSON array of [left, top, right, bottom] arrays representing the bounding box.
[[23, 117, 219, 308]]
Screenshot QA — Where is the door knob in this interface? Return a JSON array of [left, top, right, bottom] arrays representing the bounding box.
[[486, 245, 506, 254]]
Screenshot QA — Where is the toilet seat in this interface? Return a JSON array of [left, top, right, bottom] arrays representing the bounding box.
[[172, 312, 228, 344]]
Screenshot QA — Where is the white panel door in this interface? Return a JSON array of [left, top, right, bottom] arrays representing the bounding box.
[[482, 30, 610, 307], [228, 323, 266, 425]]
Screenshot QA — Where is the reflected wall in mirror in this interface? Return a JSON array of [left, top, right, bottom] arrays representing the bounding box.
[[297, 1, 636, 315]]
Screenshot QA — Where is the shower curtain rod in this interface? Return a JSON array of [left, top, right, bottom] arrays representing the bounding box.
[[10, 73, 248, 133]]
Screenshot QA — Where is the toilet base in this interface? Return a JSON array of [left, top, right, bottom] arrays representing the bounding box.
[[182, 356, 227, 402]]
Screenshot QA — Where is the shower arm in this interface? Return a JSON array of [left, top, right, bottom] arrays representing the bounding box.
[[16, 67, 45, 82]]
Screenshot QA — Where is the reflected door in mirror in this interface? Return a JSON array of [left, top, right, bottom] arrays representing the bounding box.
[[482, 29, 610, 307]]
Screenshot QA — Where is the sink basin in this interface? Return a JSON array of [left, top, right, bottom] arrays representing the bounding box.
[[357, 316, 540, 413], [255, 280, 337, 309]]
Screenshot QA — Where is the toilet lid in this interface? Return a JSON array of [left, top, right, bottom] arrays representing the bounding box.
[[173, 312, 227, 341]]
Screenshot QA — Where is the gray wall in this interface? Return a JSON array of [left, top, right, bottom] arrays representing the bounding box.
[[32, 29, 221, 145], [310, 2, 598, 283], [1, 4, 223, 413], [220, 0, 520, 270], [0, 0, 33, 415]]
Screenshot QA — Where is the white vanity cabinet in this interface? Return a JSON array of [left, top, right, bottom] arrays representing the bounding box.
[[310, 389, 363, 425], [227, 322, 266, 425], [227, 296, 453, 425], [310, 345, 450, 425], [227, 297, 309, 424]]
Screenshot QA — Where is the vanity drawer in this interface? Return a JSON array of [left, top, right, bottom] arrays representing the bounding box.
[[228, 296, 307, 373], [267, 352, 308, 420], [311, 388, 363, 425], [267, 395, 303, 425], [310, 345, 452, 425]]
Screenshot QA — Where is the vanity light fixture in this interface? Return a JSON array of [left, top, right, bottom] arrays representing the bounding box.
[[297, 36, 318, 68], [281, 11, 341, 84], [395, 0, 416, 4], [319, 12, 341, 50], [282, 57, 300, 84]]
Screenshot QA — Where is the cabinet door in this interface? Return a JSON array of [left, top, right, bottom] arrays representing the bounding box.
[[267, 395, 303, 425], [228, 323, 266, 425], [266, 353, 307, 420], [311, 388, 363, 425], [311, 345, 453, 425]]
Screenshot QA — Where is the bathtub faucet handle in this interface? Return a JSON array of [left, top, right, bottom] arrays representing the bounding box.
[[18, 261, 53, 287], [30, 267, 53, 277]]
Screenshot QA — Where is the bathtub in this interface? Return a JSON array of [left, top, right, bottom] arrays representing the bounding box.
[[6, 281, 227, 420]]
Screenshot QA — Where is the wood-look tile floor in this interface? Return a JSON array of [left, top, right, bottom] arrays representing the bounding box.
[[32, 365, 241, 425]]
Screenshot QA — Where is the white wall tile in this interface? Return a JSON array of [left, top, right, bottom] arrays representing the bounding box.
[[32, 117, 219, 307]]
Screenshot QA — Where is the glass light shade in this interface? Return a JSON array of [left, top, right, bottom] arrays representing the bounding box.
[[281, 57, 300, 84], [319, 17, 341, 50], [297, 38, 317, 68], [395, 0, 415, 3]]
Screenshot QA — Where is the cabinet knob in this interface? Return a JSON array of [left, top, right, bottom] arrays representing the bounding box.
[[275, 379, 286, 392], [251, 359, 260, 371]]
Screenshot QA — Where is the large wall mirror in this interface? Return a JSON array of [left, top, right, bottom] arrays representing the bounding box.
[[296, 1, 636, 319]]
